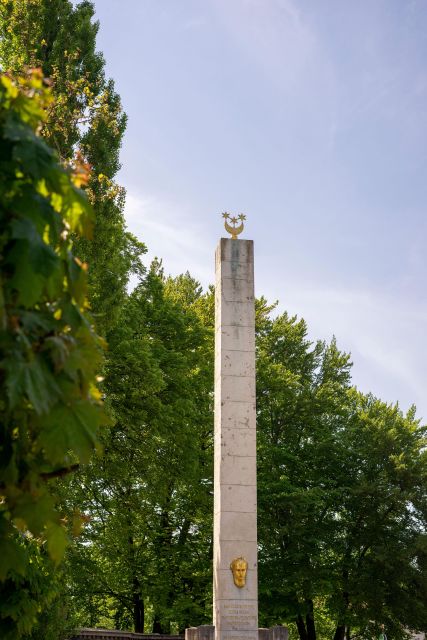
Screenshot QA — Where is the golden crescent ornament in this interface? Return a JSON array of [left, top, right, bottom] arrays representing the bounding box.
[[222, 212, 246, 239]]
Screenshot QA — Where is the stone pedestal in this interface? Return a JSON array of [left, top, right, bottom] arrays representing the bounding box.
[[185, 626, 288, 640], [185, 627, 215, 640], [213, 238, 257, 640], [259, 628, 288, 640], [270, 626, 289, 640]]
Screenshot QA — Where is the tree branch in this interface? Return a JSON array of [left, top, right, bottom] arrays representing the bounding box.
[[40, 463, 80, 480]]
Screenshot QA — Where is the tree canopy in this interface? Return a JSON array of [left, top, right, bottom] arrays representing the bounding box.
[[0, 69, 105, 639], [255, 303, 427, 640], [0, 0, 145, 335]]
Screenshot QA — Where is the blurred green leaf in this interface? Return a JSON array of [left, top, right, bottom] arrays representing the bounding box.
[[0, 538, 27, 580], [38, 400, 103, 464], [13, 493, 56, 536], [46, 522, 68, 564], [3, 353, 61, 414], [0, 72, 103, 608]]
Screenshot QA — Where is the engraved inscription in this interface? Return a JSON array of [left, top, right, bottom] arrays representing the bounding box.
[[222, 602, 257, 629]]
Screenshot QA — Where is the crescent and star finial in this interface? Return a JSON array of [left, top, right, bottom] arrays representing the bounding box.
[[222, 212, 246, 239]]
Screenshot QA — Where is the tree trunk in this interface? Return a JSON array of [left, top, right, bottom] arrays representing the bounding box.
[[333, 625, 346, 640], [152, 617, 170, 634], [296, 614, 308, 640], [305, 598, 316, 640], [127, 514, 144, 633], [333, 565, 350, 640], [153, 615, 162, 633], [133, 576, 144, 633]]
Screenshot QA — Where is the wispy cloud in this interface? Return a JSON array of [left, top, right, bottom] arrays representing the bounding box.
[[181, 16, 207, 31], [124, 191, 213, 284], [211, 0, 319, 92], [268, 282, 427, 420]]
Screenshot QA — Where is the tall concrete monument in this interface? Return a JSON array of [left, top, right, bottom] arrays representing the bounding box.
[[185, 217, 287, 640], [213, 213, 258, 640]]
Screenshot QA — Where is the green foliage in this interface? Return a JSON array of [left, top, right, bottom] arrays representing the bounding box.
[[56, 285, 427, 638], [0, 2, 145, 635], [62, 268, 214, 633], [255, 300, 427, 639], [0, 0, 146, 335], [0, 0, 105, 157], [326, 391, 427, 638], [0, 71, 105, 638], [0, 536, 60, 640]]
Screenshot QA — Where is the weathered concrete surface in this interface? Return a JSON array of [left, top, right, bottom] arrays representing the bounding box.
[[269, 627, 289, 640], [185, 627, 216, 640], [213, 238, 258, 640]]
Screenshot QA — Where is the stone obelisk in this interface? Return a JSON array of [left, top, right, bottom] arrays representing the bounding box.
[[213, 214, 258, 640]]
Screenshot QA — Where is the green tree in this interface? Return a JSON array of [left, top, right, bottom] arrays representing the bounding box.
[[0, 0, 145, 335], [61, 287, 427, 638], [0, 71, 105, 638], [328, 392, 427, 640], [256, 301, 352, 638], [255, 301, 427, 640], [0, 4, 145, 636], [63, 269, 214, 633]]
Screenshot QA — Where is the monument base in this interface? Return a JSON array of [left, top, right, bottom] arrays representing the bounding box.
[[185, 625, 288, 640]]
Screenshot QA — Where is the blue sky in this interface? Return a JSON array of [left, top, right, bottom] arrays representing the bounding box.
[[92, 0, 427, 420]]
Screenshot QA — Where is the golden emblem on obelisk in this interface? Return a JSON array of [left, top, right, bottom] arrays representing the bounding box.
[[222, 212, 246, 239]]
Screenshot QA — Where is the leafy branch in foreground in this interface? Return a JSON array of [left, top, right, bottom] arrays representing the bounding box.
[[0, 70, 106, 638]]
